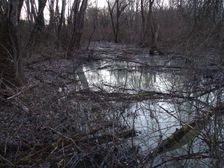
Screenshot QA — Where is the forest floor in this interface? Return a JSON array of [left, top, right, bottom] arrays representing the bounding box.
[[0, 42, 224, 167]]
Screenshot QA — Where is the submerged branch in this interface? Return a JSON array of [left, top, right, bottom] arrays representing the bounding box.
[[142, 104, 224, 166], [73, 90, 197, 102]]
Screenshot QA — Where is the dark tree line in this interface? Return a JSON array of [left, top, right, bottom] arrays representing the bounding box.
[[0, 1, 224, 167], [1, 0, 224, 92], [0, 0, 89, 93]]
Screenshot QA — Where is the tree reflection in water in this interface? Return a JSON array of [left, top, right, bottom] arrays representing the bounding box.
[[79, 60, 224, 167]]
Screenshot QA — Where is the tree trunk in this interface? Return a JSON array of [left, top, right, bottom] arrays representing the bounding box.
[[107, 0, 128, 43], [18, 0, 24, 22], [0, 0, 24, 90], [67, 0, 88, 58], [49, 0, 55, 28], [35, 0, 47, 32], [56, 0, 66, 48], [30, 0, 37, 21], [26, 0, 47, 52], [115, 0, 119, 43], [140, 0, 146, 46], [108, 1, 117, 43]]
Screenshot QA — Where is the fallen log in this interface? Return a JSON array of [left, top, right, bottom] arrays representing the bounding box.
[[142, 104, 224, 165], [72, 90, 193, 102], [16, 129, 136, 165]]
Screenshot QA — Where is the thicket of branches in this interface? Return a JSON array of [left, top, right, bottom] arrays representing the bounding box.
[[0, 0, 224, 167], [0, 0, 223, 88]]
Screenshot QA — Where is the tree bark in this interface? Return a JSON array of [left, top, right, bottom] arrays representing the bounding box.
[[48, 0, 55, 28], [56, 0, 66, 47], [0, 0, 24, 90], [67, 0, 88, 58], [107, 0, 128, 43], [140, 0, 146, 46], [26, 0, 47, 52]]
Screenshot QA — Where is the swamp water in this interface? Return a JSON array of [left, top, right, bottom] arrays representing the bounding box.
[[73, 59, 223, 167]]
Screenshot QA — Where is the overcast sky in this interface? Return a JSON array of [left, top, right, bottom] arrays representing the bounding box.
[[95, 0, 107, 8], [22, 0, 169, 20], [94, 0, 169, 8]]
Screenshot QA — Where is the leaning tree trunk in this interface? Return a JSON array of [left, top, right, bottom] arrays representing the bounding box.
[[0, 0, 24, 92]]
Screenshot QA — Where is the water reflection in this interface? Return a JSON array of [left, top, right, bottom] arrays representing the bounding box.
[[74, 60, 224, 167], [83, 60, 182, 93]]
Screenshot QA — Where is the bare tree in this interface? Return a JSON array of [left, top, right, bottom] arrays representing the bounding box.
[[48, 0, 55, 28], [0, 0, 24, 89], [25, 0, 36, 23], [139, 0, 161, 53], [140, 0, 146, 45], [57, 0, 66, 47], [36, 0, 47, 31], [107, 0, 129, 43], [26, 0, 47, 52], [67, 0, 88, 57]]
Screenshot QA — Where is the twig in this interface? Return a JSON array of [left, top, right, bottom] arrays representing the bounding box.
[[0, 154, 15, 167], [7, 84, 37, 100]]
